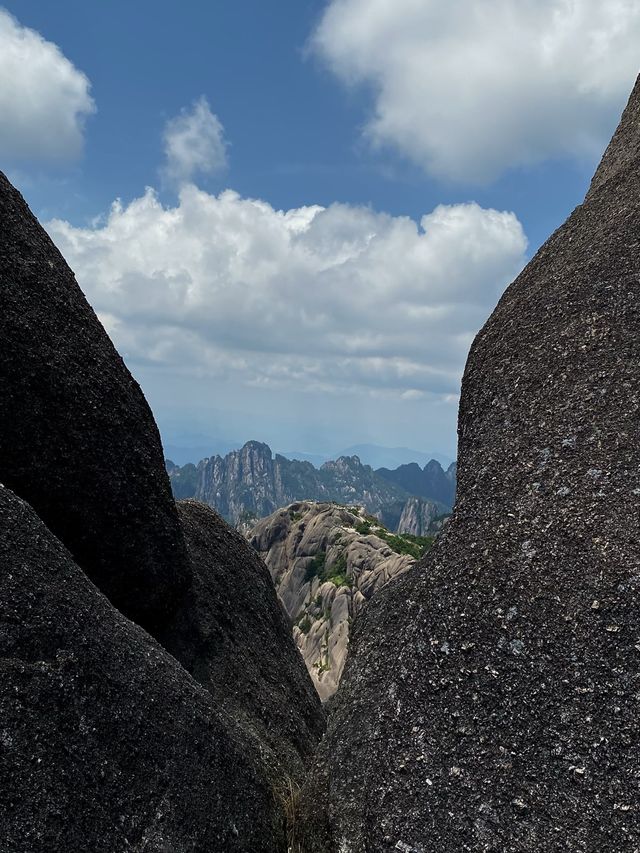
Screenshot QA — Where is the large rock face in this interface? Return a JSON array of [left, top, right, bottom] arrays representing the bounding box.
[[0, 485, 286, 853], [0, 172, 325, 849], [396, 495, 445, 536], [0, 172, 189, 633], [250, 502, 430, 701], [299, 78, 640, 852], [159, 500, 325, 772]]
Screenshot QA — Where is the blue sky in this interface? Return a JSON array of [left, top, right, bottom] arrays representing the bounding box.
[[2, 1, 638, 462]]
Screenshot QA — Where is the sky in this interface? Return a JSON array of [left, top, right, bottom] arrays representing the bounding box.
[[1, 1, 639, 463]]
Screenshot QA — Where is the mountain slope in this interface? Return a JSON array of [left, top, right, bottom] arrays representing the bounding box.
[[249, 501, 433, 701], [376, 459, 457, 507]]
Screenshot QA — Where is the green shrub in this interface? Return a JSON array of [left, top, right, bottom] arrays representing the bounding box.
[[354, 518, 434, 559], [375, 530, 434, 559], [303, 551, 326, 584], [324, 572, 350, 588], [297, 614, 312, 634]]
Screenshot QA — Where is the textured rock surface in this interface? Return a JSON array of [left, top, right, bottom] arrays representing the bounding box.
[[0, 171, 189, 633], [298, 77, 640, 852], [250, 502, 428, 700], [159, 500, 325, 772], [0, 485, 286, 853]]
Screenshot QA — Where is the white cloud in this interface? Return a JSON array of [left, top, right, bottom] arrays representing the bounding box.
[[0, 8, 95, 163], [310, 0, 640, 183], [162, 97, 228, 187], [47, 186, 526, 400]]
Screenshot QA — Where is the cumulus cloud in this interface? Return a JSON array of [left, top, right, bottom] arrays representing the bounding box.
[[0, 8, 94, 163], [311, 0, 640, 183], [47, 187, 526, 400], [162, 97, 228, 186]]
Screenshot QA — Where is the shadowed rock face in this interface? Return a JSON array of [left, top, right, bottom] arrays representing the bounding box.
[[0, 171, 189, 634], [0, 485, 286, 853], [159, 500, 325, 775], [0, 171, 325, 846], [299, 77, 640, 852]]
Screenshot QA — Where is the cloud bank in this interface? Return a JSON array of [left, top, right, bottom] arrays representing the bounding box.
[[0, 8, 95, 163], [162, 97, 228, 187], [311, 0, 640, 182], [47, 187, 527, 401]]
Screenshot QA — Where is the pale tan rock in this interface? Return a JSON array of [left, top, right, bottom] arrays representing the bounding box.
[[249, 501, 418, 700]]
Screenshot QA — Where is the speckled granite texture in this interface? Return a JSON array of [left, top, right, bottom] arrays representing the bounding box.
[[0, 485, 286, 853], [0, 171, 190, 634], [160, 500, 325, 777], [299, 76, 640, 853]]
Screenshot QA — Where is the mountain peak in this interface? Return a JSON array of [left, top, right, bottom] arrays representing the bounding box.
[[587, 74, 640, 200]]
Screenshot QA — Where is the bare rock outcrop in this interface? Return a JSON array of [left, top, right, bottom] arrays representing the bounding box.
[[0, 485, 286, 853], [0, 171, 324, 849], [159, 500, 325, 774], [250, 502, 429, 701], [0, 171, 189, 634], [298, 77, 640, 853], [396, 495, 444, 536]]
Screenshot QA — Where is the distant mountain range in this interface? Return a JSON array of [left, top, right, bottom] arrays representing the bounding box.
[[164, 439, 455, 469], [166, 440, 456, 532]]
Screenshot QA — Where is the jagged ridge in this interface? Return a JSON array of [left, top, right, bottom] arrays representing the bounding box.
[[167, 440, 454, 531]]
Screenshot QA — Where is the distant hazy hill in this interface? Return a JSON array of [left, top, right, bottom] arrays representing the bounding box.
[[377, 459, 457, 507], [335, 443, 455, 469], [166, 440, 455, 530]]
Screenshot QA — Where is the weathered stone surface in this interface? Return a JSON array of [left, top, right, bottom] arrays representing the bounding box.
[[159, 500, 325, 773], [396, 495, 443, 536], [299, 77, 640, 852], [250, 502, 419, 701], [0, 485, 286, 853], [0, 171, 189, 633]]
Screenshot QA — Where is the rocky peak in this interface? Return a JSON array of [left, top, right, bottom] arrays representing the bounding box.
[[377, 456, 456, 508], [180, 441, 420, 528], [396, 495, 446, 537], [250, 501, 433, 701], [321, 454, 363, 472]]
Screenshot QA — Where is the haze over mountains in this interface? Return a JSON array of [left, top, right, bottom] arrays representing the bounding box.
[[164, 439, 455, 470], [166, 440, 456, 532]]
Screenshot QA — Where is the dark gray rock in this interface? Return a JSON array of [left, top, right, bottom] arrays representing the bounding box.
[[0, 484, 287, 853], [159, 500, 325, 775], [299, 76, 640, 852], [0, 171, 189, 634]]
